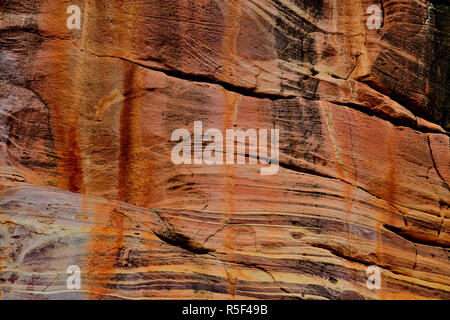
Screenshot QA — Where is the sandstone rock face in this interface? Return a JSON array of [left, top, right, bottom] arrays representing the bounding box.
[[0, 0, 449, 299]]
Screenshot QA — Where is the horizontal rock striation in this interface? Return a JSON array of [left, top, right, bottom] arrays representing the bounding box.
[[0, 0, 449, 299]]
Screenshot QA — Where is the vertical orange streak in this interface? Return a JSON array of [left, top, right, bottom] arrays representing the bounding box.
[[116, 0, 143, 206], [378, 128, 397, 300], [65, 128, 84, 193], [118, 65, 136, 204], [118, 64, 144, 206], [86, 200, 124, 299], [82, 3, 138, 298], [39, 0, 86, 194], [221, 0, 241, 223], [222, 90, 239, 222], [221, 1, 241, 298]]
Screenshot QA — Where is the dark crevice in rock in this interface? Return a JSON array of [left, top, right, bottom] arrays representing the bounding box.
[[95, 54, 297, 101], [379, 0, 385, 30], [112, 53, 448, 135], [358, 75, 434, 127], [48, 37, 448, 135], [383, 224, 449, 249], [152, 229, 213, 255], [278, 160, 352, 185], [331, 100, 447, 135], [310, 243, 374, 267], [427, 135, 450, 190]]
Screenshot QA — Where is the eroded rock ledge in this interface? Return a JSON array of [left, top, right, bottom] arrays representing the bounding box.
[[0, 0, 449, 299]]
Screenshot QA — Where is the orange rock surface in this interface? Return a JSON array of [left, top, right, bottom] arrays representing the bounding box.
[[0, 0, 448, 299]]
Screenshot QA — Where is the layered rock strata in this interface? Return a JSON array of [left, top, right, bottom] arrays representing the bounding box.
[[0, 0, 448, 299]]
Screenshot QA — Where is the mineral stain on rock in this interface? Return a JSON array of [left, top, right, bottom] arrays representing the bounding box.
[[0, 0, 449, 300]]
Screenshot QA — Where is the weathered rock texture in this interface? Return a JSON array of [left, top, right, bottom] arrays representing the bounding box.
[[0, 0, 449, 299]]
